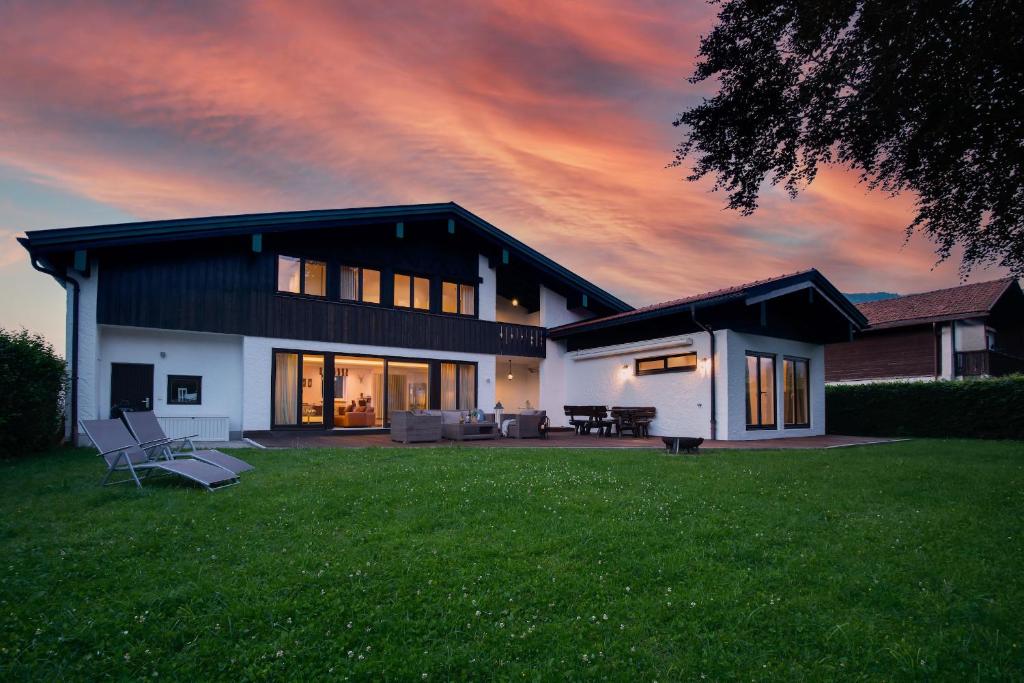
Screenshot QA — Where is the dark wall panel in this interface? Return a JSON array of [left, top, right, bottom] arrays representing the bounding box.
[[825, 326, 936, 381], [96, 236, 545, 357]]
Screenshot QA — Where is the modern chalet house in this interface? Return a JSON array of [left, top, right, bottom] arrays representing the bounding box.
[[19, 203, 866, 444], [825, 278, 1024, 383]]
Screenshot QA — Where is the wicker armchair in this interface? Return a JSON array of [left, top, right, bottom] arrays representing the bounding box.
[[390, 411, 442, 443], [506, 411, 548, 439]]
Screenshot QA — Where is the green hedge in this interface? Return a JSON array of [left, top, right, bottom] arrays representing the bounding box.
[[826, 375, 1024, 440], [0, 329, 67, 456]]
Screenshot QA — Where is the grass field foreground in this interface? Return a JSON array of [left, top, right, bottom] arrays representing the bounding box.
[[1, 440, 1022, 680]]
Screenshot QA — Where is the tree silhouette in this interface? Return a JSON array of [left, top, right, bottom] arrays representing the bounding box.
[[674, 0, 1024, 276]]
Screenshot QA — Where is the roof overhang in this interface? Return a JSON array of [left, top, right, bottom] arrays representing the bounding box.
[[19, 202, 632, 315], [549, 269, 867, 340]]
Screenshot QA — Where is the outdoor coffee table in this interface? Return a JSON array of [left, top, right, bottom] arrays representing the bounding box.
[[451, 421, 498, 440]]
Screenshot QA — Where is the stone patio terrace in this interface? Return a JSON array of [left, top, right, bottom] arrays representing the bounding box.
[[242, 430, 898, 451]]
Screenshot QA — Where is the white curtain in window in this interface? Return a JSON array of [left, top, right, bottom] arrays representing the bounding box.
[[388, 374, 408, 412], [458, 364, 476, 410], [274, 352, 298, 425], [340, 266, 359, 300], [459, 285, 475, 316], [441, 363, 457, 410]]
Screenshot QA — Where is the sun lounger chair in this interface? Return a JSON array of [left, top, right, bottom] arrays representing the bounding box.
[[122, 411, 254, 475], [80, 419, 239, 491]]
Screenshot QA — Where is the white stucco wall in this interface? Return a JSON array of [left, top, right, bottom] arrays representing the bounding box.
[[69, 262, 100, 445], [718, 330, 825, 440], [496, 295, 540, 325], [538, 285, 593, 427], [940, 322, 954, 379], [495, 357, 540, 410], [563, 334, 714, 438], [241, 336, 497, 431], [478, 255, 497, 322], [97, 326, 245, 436]]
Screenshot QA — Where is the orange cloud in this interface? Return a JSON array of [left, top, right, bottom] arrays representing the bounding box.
[[0, 0, 1007, 314]]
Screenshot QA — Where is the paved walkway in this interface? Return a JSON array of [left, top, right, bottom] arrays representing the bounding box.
[[240, 430, 899, 451]]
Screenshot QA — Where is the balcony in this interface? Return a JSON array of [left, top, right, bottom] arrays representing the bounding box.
[[955, 350, 1024, 377]]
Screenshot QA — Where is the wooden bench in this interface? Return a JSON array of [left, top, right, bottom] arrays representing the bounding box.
[[563, 405, 610, 435]]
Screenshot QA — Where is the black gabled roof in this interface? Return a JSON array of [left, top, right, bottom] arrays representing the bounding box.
[[549, 268, 867, 338], [18, 202, 632, 314]]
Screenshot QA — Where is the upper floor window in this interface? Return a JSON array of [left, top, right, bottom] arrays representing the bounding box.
[[442, 281, 476, 316], [340, 266, 381, 304], [635, 352, 697, 376], [745, 352, 776, 429], [277, 255, 326, 297], [395, 273, 430, 310], [783, 357, 809, 428]]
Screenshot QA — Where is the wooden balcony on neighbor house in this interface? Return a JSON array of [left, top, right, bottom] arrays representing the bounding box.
[[955, 349, 1024, 377]]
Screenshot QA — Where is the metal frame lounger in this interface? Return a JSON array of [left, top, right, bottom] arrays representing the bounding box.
[[122, 411, 254, 475], [80, 419, 239, 491]]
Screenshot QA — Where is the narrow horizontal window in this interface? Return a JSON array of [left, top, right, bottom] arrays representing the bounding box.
[[635, 352, 697, 376]]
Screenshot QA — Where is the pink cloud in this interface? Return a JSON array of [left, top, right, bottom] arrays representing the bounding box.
[[0, 0, 1008, 310]]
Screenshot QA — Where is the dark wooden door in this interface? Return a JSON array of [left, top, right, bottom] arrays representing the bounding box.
[[110, 363, 154, 417]]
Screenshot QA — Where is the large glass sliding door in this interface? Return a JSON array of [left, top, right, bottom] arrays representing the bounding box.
[[333, 356, 384, 427], [272, 352, 478, 429], [387, 362, 430, 415]]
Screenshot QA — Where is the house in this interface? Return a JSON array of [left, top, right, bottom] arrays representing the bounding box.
[[825, 278, 1024, 383], [19, 203, 865, 444]]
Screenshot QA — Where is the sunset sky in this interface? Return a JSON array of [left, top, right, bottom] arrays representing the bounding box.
[[1, 0, 1007, 349]]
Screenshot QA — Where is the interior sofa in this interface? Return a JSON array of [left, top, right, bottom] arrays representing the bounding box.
[[339, 406, 376, 427]]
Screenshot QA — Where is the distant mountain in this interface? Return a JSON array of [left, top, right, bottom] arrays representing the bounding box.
[[844, 292, 900, 304]]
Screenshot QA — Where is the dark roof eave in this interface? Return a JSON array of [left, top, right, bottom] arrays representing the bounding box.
[[548, 292, 746, 339], [20, 202, 632, 314], [549, 269, 867, 338], [864, 311, 992, 330]]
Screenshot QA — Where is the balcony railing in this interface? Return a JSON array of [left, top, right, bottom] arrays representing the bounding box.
[[497, 322, 547, 357], [955, 350, 1024, 377]]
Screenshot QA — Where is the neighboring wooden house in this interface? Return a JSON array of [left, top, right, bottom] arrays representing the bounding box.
[[825, 278, 1024, 383]]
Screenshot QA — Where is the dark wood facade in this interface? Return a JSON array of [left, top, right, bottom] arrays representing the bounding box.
[[825, 326, 937, 382], [95, 229, 547, 357], [558, 289, 856, 352]]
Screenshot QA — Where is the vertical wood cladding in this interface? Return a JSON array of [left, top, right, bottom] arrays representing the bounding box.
[[825, 326, 936, 381], [96, 234, 545, 357]]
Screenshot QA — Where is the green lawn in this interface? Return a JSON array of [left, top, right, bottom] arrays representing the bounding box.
[[1, 441, 1022, 680]]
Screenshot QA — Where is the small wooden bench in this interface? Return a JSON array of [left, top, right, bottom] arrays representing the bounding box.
[[662, 436, 704, 454]]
